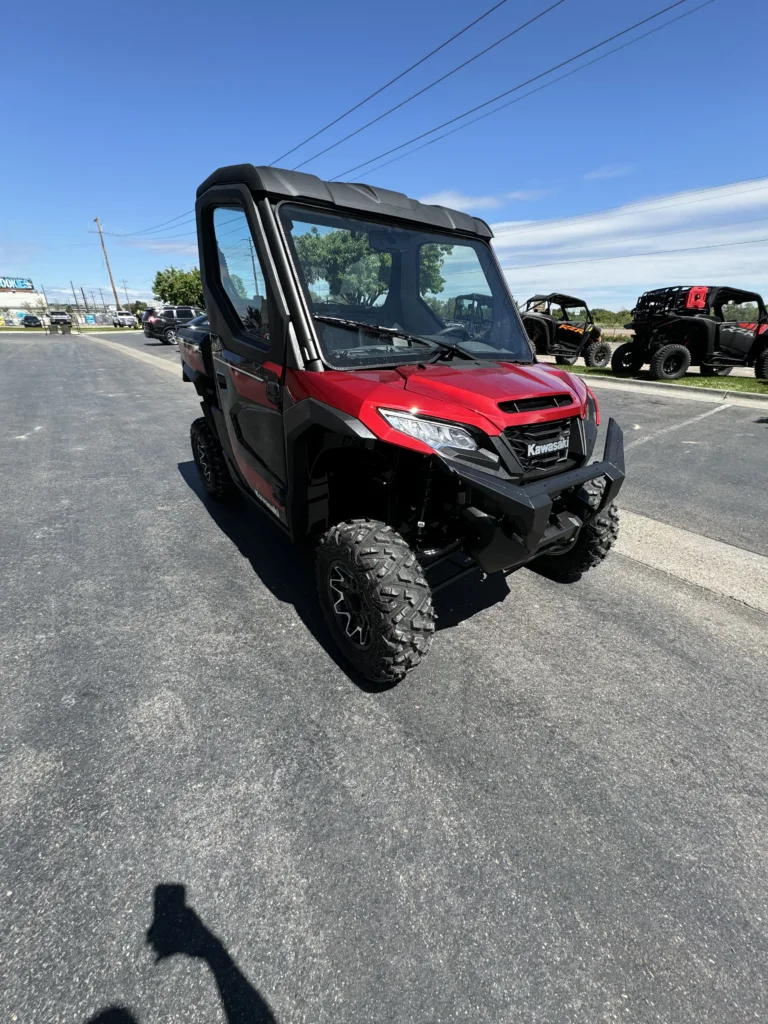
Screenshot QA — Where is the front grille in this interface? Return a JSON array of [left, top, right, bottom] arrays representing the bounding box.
[[503, 417, 574, 472], [498, 393, 572, 414]]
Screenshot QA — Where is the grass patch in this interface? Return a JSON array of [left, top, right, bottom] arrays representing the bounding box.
[[573, 365, 768, 395]]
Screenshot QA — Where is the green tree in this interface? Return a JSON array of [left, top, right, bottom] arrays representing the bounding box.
[[294, 228, 452, 307], [591, 308, 632, 327], [229, 273, 249, 300], [152, 266, 205, 307], [419, 242, 454, 299]]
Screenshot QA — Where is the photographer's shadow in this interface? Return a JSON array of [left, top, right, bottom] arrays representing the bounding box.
[[85, 884, 276, 1024], [146, 884, 276, 1024]]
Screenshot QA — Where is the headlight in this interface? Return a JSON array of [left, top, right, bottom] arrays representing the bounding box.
[[378, 409, 478, 451]]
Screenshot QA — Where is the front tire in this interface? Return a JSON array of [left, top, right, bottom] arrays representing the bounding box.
[[611, 342, 643, 376], [649, 343, 691, 380], [316, 520, 435, 685], [532, 489, 619, 579], [525, 321, 548, 356], [190, 417, 234, 501], [584, 340, 612, 368]]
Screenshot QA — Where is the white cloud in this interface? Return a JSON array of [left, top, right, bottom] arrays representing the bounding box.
[[505, 189, 551, 201], [419, 188, 551, 212], [583, 163, 634, 180], [420, 189, 505, 211], [491, 178, 768, 309]]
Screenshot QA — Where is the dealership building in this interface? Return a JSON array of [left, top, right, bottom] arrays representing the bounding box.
[[0, 276, 48, 322]]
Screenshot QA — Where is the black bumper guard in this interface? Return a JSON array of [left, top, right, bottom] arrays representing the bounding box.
[[442, 418, 625, 574]]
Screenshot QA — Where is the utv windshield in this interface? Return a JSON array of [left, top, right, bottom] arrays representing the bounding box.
[[279, 204, 533, 369]]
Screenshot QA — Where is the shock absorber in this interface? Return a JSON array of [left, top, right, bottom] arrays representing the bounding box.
[[415, 467, 434, 547]]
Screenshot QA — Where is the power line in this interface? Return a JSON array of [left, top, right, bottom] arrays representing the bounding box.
[[291, 0, 568, 171], [108, 210, 195, 238], [332, 0, 696, 180], [502, 235, 768, 271], [359, 0, 718, 179], [269, 0, 511, 166]]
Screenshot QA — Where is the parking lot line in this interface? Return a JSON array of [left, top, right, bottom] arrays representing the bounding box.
[[625, 402, 731, 450], [76, 330, 183, 378], [618, 509, 768, 614]]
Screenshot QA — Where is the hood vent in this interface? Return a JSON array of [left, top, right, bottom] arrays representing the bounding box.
[[498, 393, 572, 414]]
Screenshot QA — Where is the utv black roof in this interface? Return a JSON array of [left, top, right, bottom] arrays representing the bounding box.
[[196, 164, 493, 240], [526, 292, 586, 306], [640, 285, 756, 295]]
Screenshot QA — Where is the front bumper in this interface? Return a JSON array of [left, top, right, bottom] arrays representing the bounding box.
[[441, 418, 625, 574]]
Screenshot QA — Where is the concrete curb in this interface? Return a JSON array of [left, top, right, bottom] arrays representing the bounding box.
[[571, 371, 768, 409]]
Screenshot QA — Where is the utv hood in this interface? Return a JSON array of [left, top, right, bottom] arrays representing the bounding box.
[[396, 361, 584, 428]]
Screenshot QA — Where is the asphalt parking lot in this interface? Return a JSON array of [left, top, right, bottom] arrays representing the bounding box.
[[2, 331, 767, 1024]]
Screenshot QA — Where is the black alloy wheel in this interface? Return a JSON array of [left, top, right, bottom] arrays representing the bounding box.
[[649, 343, 691, 381], [610, 342, 643, 377]]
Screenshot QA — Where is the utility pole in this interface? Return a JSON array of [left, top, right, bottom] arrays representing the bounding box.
[[40, 282, 50, 310], [120, 278, 130, 305], [81, 287, 89, 312], [70, 280, 80, 311], [99, 287, 107, 312], [93, 216, 122, 310], [90, 291, 97, 312]]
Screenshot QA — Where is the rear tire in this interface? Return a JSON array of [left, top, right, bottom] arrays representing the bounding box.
[[649, 343, 691, 380], [162, 327, 176, 344], [532, 486, 619, 579], [190, 417, 234, 502], [584, 340, 612, 368], [316, 519, 435, 685], [755, 350, 768, 380]]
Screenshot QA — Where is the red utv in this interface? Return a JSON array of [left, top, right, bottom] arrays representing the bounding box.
[[180, 165, 625, 684], [613, 285, 768, 380]]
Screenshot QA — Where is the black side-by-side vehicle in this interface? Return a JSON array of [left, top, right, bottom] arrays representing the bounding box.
[[612, 285, 768, 380], [520, 293, 612, 368], [179, 164, 625, 684]]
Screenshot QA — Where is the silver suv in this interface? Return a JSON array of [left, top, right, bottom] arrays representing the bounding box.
[[112, 310, 138, 328]]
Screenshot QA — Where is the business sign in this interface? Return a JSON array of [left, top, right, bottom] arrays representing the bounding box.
[[0, 276, 34, 291]]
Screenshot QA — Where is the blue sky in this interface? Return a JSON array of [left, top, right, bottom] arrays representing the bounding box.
[[1, 0, 766, 309]]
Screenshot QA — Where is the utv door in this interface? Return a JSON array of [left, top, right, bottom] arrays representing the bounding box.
[[716, 294, 765, 359], [197, 187, 289, 524]]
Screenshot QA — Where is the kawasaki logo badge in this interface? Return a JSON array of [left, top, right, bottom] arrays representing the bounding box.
[[527, 433, 569, 459]]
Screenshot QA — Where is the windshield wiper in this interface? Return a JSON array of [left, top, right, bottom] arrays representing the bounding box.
[[313, 315, 431, 347], [312, 314, 480, 361]]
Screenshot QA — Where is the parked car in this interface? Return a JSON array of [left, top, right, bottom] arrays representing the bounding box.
[[49, 310, 72, 326], [22, 314, 43, 328], [176, 314, 210, 371], [143, 305, 204, 344], [180, 163, 626, 685], [520, 294, 611, 367], [613, 285, 768, 380], [112, 310, 138, 328]]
